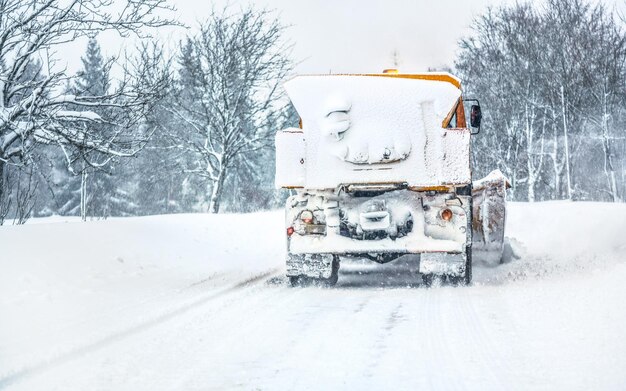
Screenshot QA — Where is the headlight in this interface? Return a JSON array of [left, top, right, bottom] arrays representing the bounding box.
[[300, 210, 314, 224]]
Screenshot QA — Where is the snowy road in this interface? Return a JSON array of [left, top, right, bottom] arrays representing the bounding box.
[[1, 202, 626, 390]]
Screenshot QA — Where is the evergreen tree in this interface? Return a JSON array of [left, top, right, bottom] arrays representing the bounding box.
[[130, 43, 190, 215], [56, 38, 132, 219], [75, 38, 109, 96]]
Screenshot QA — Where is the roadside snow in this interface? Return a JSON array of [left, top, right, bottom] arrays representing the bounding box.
[[476, 201, 626, 284], [1, 202, 625, 390], [0, 212, 284, 388]]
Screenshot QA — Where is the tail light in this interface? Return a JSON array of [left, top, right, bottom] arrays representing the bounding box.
[[287, 227, 295, 237], [440, 208, 453, 221]]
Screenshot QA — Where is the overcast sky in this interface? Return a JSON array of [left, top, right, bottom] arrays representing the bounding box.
[[62, 0, 625, 75], [220, 0, 522, 73]]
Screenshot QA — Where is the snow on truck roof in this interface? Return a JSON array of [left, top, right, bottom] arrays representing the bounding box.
[[284, 73, 463, 130], [276, 73, 470, 189]]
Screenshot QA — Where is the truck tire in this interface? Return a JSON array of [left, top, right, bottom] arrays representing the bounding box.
[[325, 255, 340, 286], [289, 276, 305, 287], [422, 274, 446, 287], [421, 274, 433, 287], [448, 246, 472, 286], [464, 246, 473, 285]]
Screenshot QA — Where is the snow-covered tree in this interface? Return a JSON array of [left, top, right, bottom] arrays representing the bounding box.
[[456, 0, 626, 202], [0, 0, 174, 223], [126, 42, 192, 216], [168, 8, 292, 213], [53, 38, 116, 219]]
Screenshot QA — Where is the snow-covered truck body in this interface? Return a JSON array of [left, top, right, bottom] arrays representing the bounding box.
[[276, 72, 487, 286]]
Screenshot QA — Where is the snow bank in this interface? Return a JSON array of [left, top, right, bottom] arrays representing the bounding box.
[[0, 212, 284, 382], [474, 200, 626, 283], [509, 201, 626, 261]]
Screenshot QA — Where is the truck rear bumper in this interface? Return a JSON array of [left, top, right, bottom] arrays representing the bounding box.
[[285, 191, 471, 279], [288, 232, 464, 255]]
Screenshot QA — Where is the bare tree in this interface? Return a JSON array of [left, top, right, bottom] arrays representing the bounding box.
[[457, 0, 626, 202], [0, 0, 175, 223], [168, 8, 292, 213]]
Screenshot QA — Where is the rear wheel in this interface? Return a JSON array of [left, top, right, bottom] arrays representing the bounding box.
[[464, 246, 472, 285], [422, 274, 446, 287], [289, 276, 305, 287], [448, 246, 472, 286], [324, 255, 340, 286]]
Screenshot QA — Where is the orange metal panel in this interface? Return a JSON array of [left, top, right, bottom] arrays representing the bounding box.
[[295, 73, 462, 89]]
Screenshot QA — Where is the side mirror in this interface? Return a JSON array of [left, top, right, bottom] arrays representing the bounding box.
[[470, 104, 482, 129]]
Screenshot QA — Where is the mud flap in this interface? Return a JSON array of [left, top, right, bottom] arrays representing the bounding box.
[[419, 252, 466, 276], [472, 170, 511, 266], [286, 253, 335, 279]]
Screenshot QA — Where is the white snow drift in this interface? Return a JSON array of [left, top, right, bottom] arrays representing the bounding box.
[[1, 201, 625, 390]]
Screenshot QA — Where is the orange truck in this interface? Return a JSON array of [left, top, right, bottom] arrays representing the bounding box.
[[275, 71, 508, 286]]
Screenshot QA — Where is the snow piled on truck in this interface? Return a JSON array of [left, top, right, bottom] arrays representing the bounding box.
[[276, 75, 470, 189]]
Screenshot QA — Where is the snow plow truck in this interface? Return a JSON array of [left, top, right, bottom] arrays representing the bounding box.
[[275, 71, 509, 287]]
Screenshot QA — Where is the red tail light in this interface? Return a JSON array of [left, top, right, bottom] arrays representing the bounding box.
[[287, 227, 295, 237]]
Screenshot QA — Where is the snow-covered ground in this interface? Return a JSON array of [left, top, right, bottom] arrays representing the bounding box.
[[1, 202, 625, 390]]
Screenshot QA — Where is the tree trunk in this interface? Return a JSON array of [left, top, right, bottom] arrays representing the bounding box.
[[0, 160, 4, 201], [550, 111, 561, 200], [527, 175, 535, 202], [0, 160, 6, 225], [600, 91, 621, 203], [525, 103, 536, 202], [80, 170, 88, 221], [560, 85, 572, 200], [602, 124, 620, 202], [209, 169, 227, 214]]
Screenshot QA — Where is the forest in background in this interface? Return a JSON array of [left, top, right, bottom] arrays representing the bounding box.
[[1, 0, 625, 224], [457, 0, 626, 203]]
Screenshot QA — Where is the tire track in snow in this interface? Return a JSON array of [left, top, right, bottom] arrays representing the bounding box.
[[363, 302, 404, 378], [423, 288, 464, 391], [460, 286, 536, 390], [2, 271, 231, 354], [455, 287, 511, 389], [352, 296, 371, 314], [170, 280, 308, 390], [0, 268, 280, 390]]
